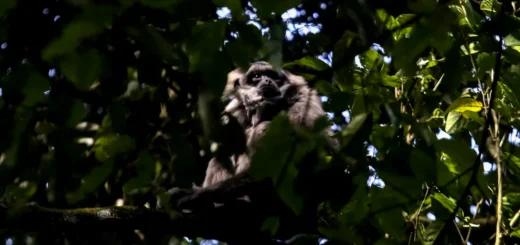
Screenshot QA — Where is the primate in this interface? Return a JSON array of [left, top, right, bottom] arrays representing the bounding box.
[[171, 61, 331, 210]]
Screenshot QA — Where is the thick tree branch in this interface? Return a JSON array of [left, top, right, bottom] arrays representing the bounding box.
[[0, 202, 286, 244]]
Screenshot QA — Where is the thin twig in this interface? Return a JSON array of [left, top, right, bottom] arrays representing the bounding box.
[[466, 198, 484, 243], [454, 220, 467, 245], [494, 111, 503, 245], [509, 210, 520, 228]]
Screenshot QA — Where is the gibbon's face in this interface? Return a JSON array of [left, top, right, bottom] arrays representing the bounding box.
[[234, 62, 290, 108]]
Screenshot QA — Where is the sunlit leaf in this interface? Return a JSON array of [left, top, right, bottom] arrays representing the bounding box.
[[359, 49, 382, 70], [512, 229, 520, 239], [449, 0, 482, 28], [505, 31, 520, 47], [431, 192, 464, 217], [445, 111, 466, 134], [375, 9, 398, 30], [480, 0, 502, 16], [445, 97, 483, 114], [435, 139, 476, 174], [502, 192, 520, 218], [381, 75, 401, 87]]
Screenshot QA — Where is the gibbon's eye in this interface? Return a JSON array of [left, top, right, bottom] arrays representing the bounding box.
[[248, 72, 262, 85]]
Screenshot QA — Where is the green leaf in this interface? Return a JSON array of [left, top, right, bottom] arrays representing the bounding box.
[[393, 8, 455, 76], [449, 0, 482, 28], [131, 25, 177, 63], [351, 89, 366, 117], [225, 40, 259, 68], [431, 192, 464, 217], [314, 80, 337, 96], [445, 97, 483, 114], [497, 81, 520, 110], [340, 113, 370, 145], [462, 111, 485, 125], [359, 49, 382, 70], [504, 153, 520, 173], [418, 222, 443, 244], [66, 99, 87, 128], [381, 75, 401, 88], [511, 228, 520, 239], [476, 52, 495, 78], [503, 192, 520, 218], [4, 181, 38, 205], [264, 23, 284, 70], [375, 9, 398, 30], [480, 0, 501, 17], [435, 139, 477, 174], [445, 111, 466, 134], [183, 20, 227, 72], [505, 31, 520, 47], [337, 186, 370, 225], [21, 72, 50, 107], [284, 56, 330, 71], [370, 187, 407, 240], [410, 149, 437, 183], [60, 49, 103, 90], [225, 23, 263, 68], [42, 4, 117, 60], [261, 216, 280, 236], [94, 134, 136, 162]]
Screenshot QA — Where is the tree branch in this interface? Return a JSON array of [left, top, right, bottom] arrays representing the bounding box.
[[0, 202, 287, 244]]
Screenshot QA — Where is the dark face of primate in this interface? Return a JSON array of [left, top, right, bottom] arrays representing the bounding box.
[[233, 62, 292, 125]]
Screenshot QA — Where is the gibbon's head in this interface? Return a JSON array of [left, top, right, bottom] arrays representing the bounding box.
[[225, 61, 307, 106]]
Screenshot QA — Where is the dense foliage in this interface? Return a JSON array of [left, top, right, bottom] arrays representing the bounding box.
[[2, 0, 520, 244]]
